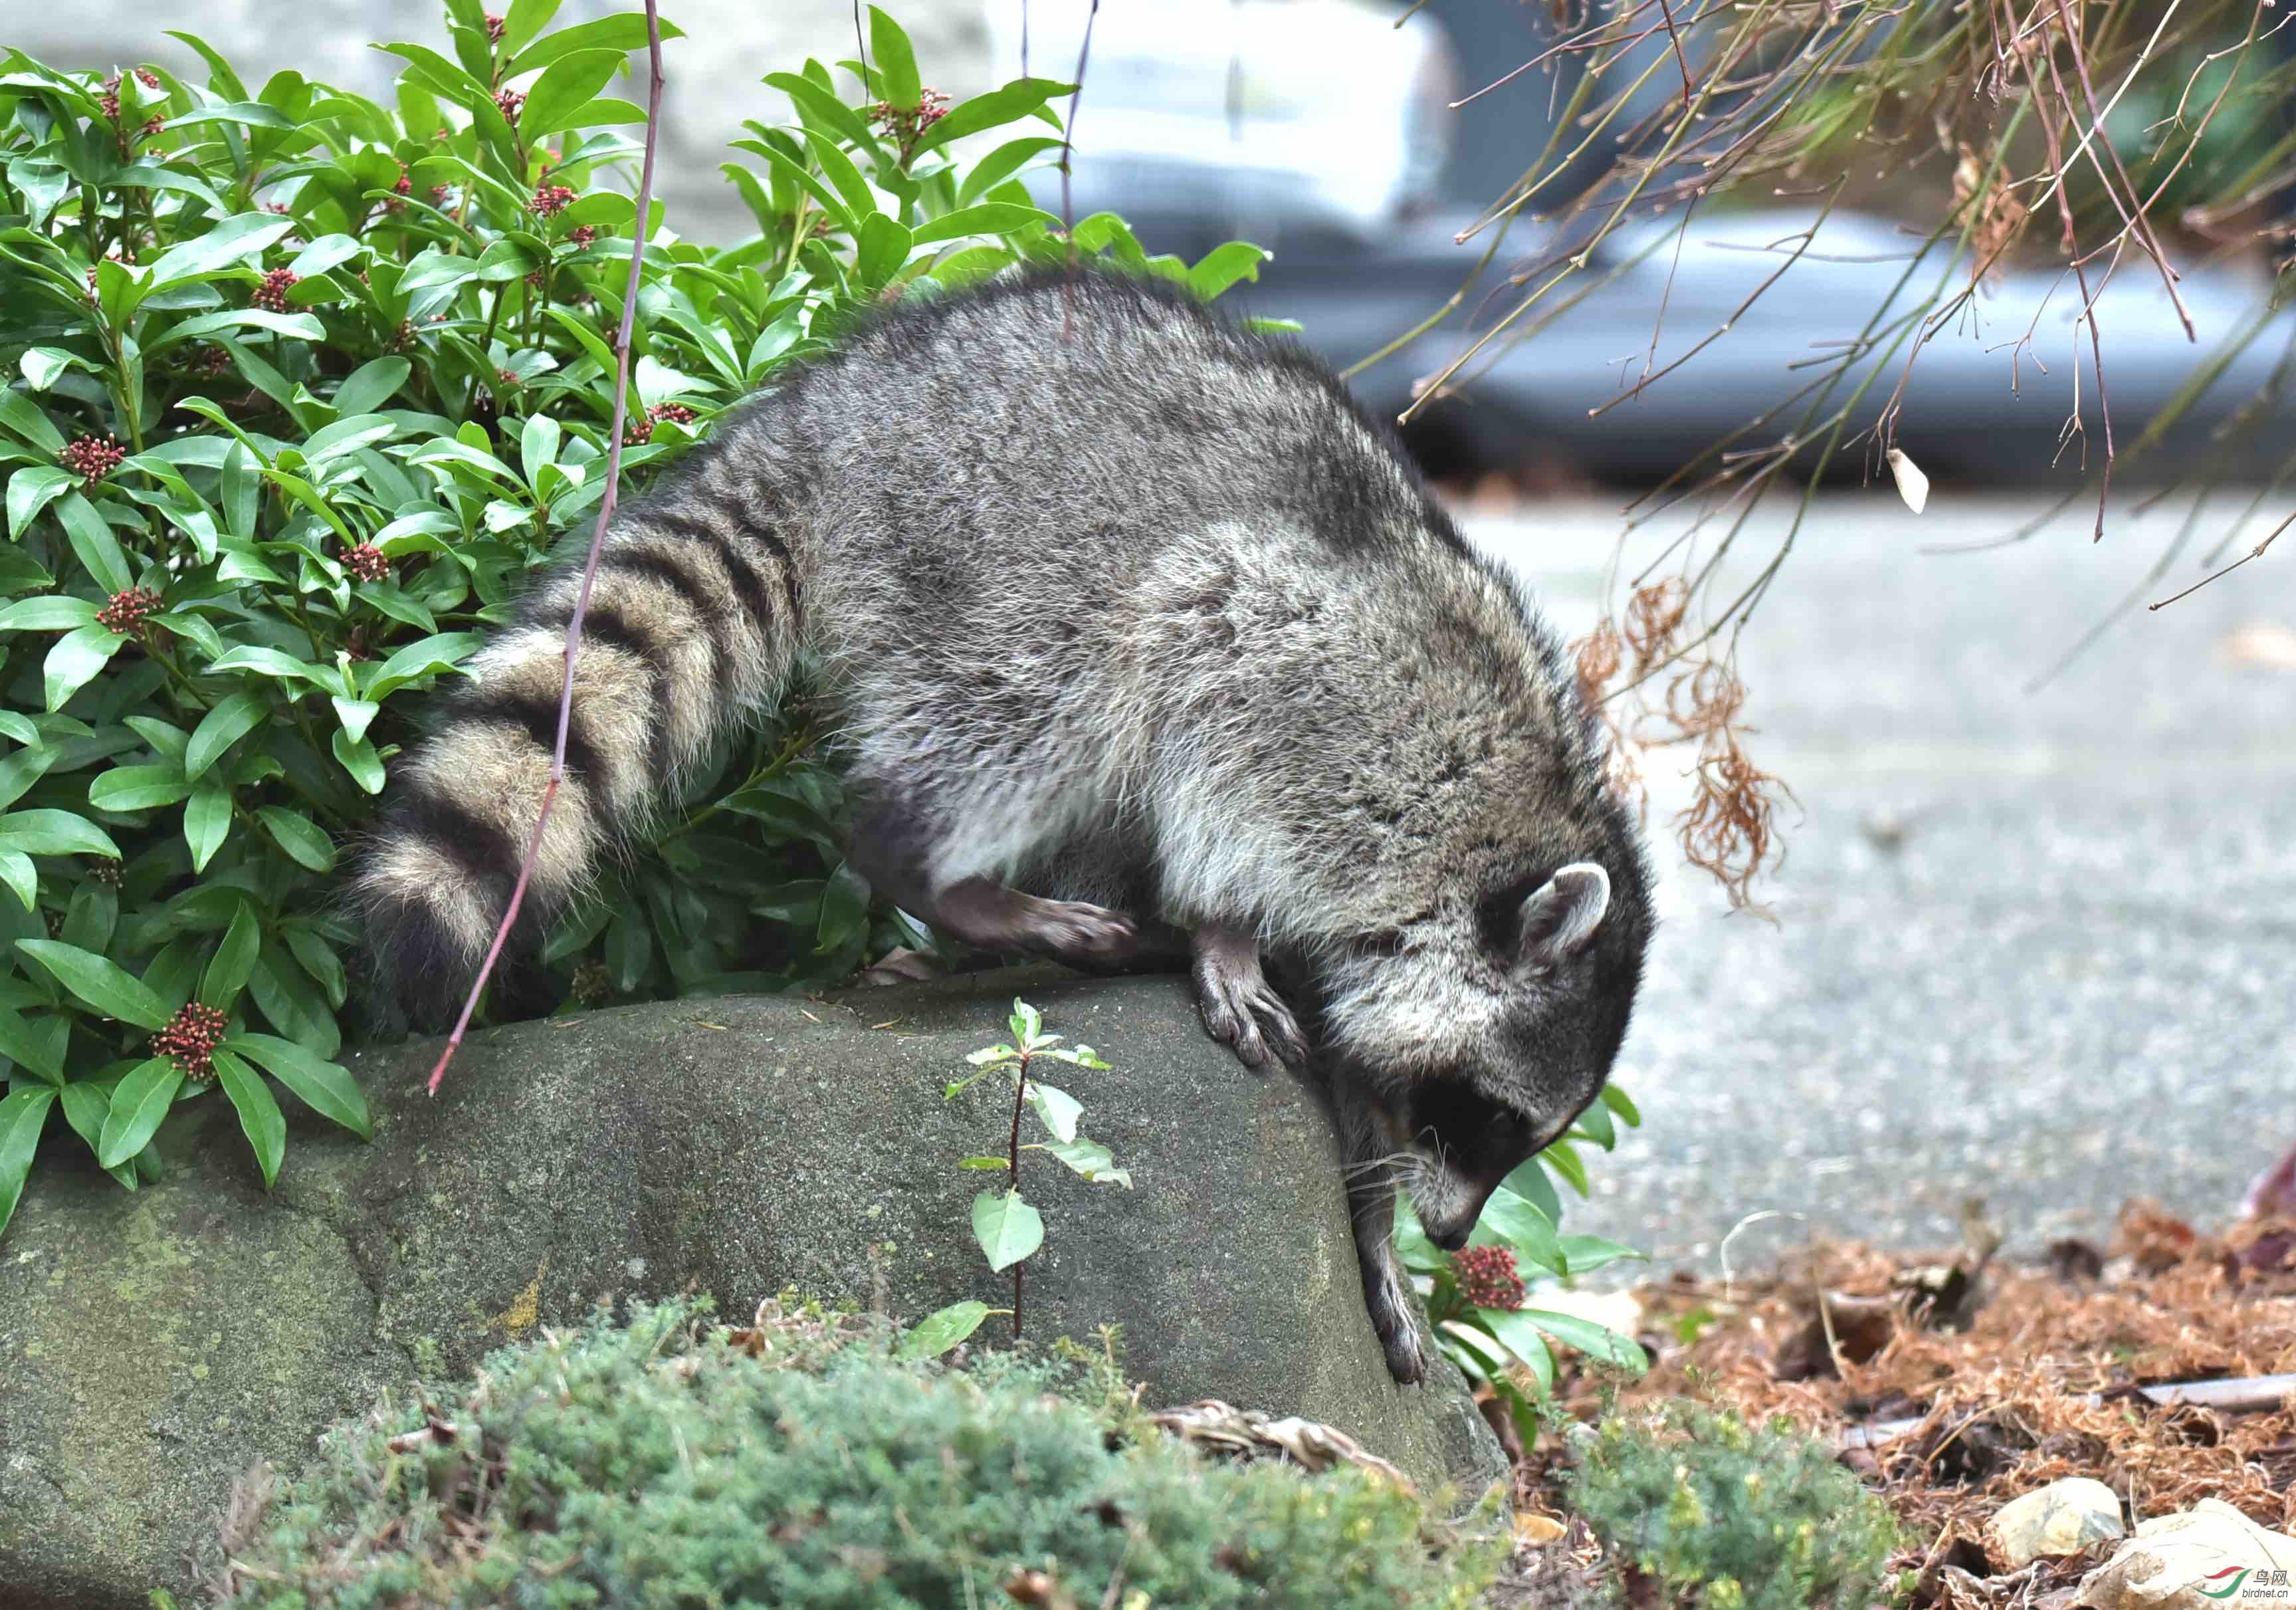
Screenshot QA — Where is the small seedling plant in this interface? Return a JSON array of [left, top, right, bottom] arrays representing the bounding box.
[[901, 998, 1129, 1359], [1395, 1082, 1651, 1447]]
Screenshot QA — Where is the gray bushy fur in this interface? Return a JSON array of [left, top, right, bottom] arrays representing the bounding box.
[[353, 268, 1654, 1381]]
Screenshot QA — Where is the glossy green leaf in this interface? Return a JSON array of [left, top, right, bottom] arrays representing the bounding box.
[[1518, 1308, 1647, 1371], [1572, 1095, 1618, 1150], [909, 203, 1054, 247], [1542, 1139, 1591, 1198], [896, 1300, 990, 1359], [520, 48, 623, 137], [971, 1187, 1043, 1272], [914, 79, 1075, 158], [183, 786, 231, 873], [1501, 1155, 1564, 1224], [184, 691, 267, 781], [1025, 1080, 1081, 1143], [200, 901, 261, 1010], [98, 1056, 184, 1167], [17, 939, 171, 1028], [0, 810, 122, 860], [865, 7, 921, 110], [1473, 1308, 1558, 1393], [1557, 1234, 1647, 1276], [53, 493, 132, 595], [505, 13, 683, 77], [1599, 1084, 1642, 1127], [1187, 241, 1270, 300], [0, 851, 35, 915], [0, 596, 99, 633], [144, 211, 297, 287], [212, 1049, 284, 1189], [221, 1034, 369, 1138], [5, 466, 72, 538], [87, 766, 193, 812], [0, 1087, 54, 1237], [256, 807, 335, 873], [43, 626, 125, 711], [1475, 1183, 1567, 1276], [1033, 1134, 1131, 1187]]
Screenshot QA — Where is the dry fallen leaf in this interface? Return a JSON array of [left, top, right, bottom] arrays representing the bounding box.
[[1887, 447, 1931, 514], [856, 945, 944, 987], [1516, 1512, 1569, 1546], [1147, 1400, 1414, 1492], [2075, 1500, 2296, 1610]]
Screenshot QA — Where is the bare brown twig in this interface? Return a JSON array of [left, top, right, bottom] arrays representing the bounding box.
[[428, 0, 666, 1095], [2148, 508, 2291, 608]]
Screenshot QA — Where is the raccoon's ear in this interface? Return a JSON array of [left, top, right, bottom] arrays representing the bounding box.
[[1519, 862, 1610, 970]]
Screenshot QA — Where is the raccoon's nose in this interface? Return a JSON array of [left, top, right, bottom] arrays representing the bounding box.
[[1429, 1223, 1472, 1254]]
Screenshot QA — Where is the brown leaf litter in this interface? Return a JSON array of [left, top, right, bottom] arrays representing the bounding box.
[[1516, 1199, 2296, 1605]]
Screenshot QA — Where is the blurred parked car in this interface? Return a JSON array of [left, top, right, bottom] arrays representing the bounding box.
[[993, 0, 2296, 486]]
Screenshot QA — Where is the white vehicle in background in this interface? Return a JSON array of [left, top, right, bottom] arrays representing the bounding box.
[[987, 0, 1456, 245], [982, 1, 2296, 487]]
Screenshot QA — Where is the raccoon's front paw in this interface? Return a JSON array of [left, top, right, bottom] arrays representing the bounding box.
[[1192, 929, 1306, 1070], [1366, 1265, 1431, 1385], [1196, 975, 1307, 1070]]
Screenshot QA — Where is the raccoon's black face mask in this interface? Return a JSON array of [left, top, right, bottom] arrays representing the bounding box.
[[1331, 861, 1648, 1251]]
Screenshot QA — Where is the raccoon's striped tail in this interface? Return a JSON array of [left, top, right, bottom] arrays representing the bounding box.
[[352, 491, 801, 1030]]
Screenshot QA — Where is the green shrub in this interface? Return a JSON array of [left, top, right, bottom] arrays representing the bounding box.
[[0, 6, 1268, 1234], [1566, 1400, 1900, 1610], [211, 1298, 1499, 1609]]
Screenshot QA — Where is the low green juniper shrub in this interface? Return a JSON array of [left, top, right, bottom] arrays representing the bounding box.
[[0, 4, 1272, 1234], [211, 1298, 1502, 1609], [1566, 1399, 1901, 1610]]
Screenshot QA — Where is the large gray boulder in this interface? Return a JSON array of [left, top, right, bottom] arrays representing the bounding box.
[[0, 968, 1504, 1608]]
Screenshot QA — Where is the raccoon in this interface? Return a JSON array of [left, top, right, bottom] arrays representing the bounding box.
[[354, 268, 1653, 1384]]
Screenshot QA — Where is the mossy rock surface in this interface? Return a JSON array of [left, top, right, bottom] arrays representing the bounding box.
[[0, 968, 1503, 1608]]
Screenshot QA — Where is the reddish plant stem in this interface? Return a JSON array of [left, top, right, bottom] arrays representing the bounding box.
[[428, 0, 667, 1096], [1007, 1047, 1031, 1339]]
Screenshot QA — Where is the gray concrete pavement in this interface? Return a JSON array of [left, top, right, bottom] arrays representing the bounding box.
[[1463, 491, 2296, 1273]]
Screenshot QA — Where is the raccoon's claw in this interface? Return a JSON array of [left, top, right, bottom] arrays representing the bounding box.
[[1191, 925, 1306, 1070]]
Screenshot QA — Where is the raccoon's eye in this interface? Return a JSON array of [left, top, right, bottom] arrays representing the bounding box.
[[1408, 1077, 1507, 1147]]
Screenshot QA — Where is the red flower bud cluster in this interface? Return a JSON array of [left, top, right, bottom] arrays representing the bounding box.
[[252, 267, 300, 312], [100, 69, 165, 136], [343, 543, 391, 583], [1451, 1243, 1528, 1311], [62, 434, 126, 482], [530, 182, 577, 217], [870, 88, 951, 145], [96, 586, 163, 637], [154, 1002, 229, 1082], [484, 11, 506, 40], [494, 86, 525, 123], [621, 402, 698, 447]]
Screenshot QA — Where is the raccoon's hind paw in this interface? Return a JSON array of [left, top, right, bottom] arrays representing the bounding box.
[[1023, 898, 1138, 965], [1190, 925, 1306, 1071], [928, 879, 1139, 965]]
